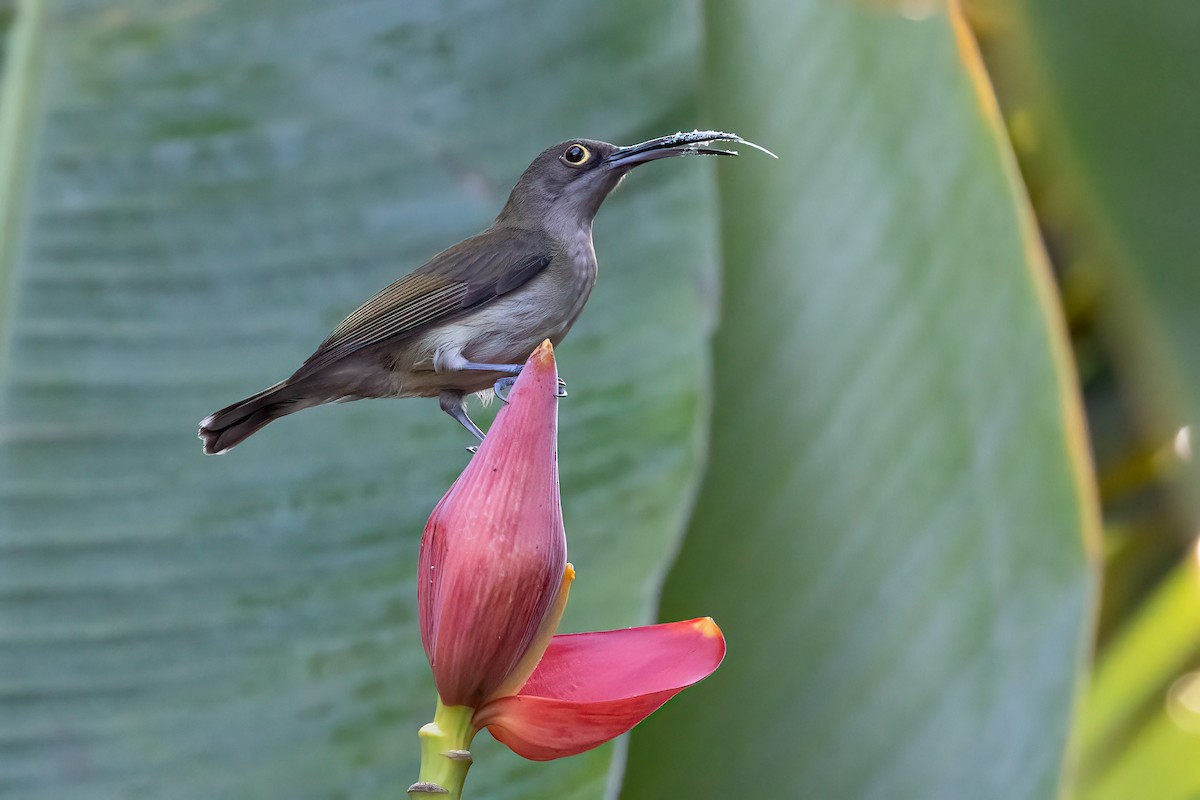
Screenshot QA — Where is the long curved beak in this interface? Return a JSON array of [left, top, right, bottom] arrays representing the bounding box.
[[604, 130, 777, 169]]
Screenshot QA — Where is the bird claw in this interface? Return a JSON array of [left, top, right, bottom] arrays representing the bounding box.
[[494, 376, 517, 403], [494, 375, 568, 403]]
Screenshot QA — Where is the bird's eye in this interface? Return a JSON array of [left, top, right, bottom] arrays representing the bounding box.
[[562, 144, 590, 166]]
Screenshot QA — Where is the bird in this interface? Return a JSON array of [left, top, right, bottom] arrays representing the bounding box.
[[198, 130, 775, 454]]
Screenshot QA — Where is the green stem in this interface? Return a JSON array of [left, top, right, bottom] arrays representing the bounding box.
[[407, 699, 477, 800]]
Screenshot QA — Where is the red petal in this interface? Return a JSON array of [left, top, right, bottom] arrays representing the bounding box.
[[417, 341, 567, 708], [473, 618, 724, 760]]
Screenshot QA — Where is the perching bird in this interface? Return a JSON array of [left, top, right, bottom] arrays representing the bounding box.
[[199, 130, 774, 454]]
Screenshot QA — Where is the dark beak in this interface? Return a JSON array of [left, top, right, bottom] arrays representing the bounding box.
[[604, 130, 777, 170]]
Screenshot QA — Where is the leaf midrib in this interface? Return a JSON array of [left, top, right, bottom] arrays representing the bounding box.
[[0, 0, 48, 409]]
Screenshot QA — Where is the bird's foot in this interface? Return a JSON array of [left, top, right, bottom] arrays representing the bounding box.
[[494, 376, 517, 403], [494, 375, 568, 402]]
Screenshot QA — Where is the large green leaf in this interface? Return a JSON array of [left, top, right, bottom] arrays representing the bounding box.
[[622, 2, 1099, 798], [0, 1, 718, 797], [2, 1, 1105, 797]]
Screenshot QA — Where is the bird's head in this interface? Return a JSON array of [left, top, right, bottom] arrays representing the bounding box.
[[497, 131, 775, 229]]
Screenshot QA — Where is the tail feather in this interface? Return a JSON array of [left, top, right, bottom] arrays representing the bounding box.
[[199, 381, 305, 454]]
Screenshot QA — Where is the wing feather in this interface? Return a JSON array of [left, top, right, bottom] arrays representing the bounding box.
[[290, 228, 553, 379]]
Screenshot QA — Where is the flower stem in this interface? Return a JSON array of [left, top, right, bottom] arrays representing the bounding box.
[[407, 699, 477, 800]]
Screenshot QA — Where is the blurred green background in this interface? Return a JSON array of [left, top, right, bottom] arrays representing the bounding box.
[[0, 0, 1194, 798]]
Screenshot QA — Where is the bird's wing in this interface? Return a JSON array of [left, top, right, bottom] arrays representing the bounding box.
[[291, 228, 554, 379]]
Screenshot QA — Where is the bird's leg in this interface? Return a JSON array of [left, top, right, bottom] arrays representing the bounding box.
[[443, 358, 524, 404], [443, 355, 566, 404], [439, 391, 486, 445], [456, 361, 523, 374]]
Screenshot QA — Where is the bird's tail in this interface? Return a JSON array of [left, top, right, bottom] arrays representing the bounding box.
[[198, 381, 309, 454]]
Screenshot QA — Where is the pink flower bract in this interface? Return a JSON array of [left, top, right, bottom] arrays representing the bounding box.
[[474, 618, 726, 761], [417, 341, 567, 709]]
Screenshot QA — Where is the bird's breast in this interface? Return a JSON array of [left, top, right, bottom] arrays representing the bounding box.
[[412, 238, 597, 373], [476, 251, 594, 356], [556, 227, 599, 330]]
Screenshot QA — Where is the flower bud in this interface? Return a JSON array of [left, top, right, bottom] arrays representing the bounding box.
[[417, 341, 567, 708]]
